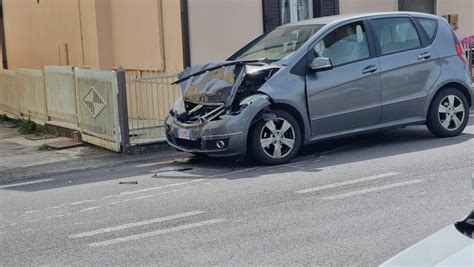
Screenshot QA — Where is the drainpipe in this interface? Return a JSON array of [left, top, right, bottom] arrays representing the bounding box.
[[158, 0, 166, 72], [77, 0, 86, 66], [180, 0, 190, 68]]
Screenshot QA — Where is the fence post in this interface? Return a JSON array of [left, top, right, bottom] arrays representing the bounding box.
[[117, 66, 130, 153]]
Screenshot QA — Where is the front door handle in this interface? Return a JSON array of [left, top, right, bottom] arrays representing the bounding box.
[[418, 52, 431, 60], [362, 65, 377, 74]]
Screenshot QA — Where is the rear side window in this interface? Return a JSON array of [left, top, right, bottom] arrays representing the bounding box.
[[371, 17, 422, 55], [417, 18, 437, 43]]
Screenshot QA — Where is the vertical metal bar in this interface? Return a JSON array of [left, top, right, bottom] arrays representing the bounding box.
[[117, 66, 130, 153], [146, 69, 151, 137]]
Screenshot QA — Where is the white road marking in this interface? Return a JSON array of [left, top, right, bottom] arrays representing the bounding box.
[[205, 167, 261, 179], [70, 200, 96, 206], [79, 206, 100, 212], [321, 179, 425, 200], [0, 178, 53, 189], [136, 160, 176, 168], [24, 219, 41, 223], [134, 195, 153, 200], [70, 210, 205, 239], [87, 218, 226, 247], [100, 195, 121, 200], [24, 210, 40, 214], [108, 201, 122, 205], [119, 179, 205, 195], [296, 172, 400, 194]]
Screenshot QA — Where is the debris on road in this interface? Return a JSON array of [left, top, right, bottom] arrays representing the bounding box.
[[119, 181, 138, 185], [151, 167, 194, 177]]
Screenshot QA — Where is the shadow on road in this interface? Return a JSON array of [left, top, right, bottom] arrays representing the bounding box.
[[3, 122, 473, 191]]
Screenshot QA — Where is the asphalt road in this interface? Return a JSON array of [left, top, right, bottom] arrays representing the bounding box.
[[1, 117, 473, 266]]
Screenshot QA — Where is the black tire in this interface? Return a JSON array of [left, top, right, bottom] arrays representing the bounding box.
[[426, 88, 469, 137], [249, 109, 301, 165]]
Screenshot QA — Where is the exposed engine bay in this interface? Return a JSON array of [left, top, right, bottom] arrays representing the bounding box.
[[171, 60, 280, 124]]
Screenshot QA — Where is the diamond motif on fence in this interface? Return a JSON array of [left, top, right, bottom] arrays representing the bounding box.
[[82, 86, 107, 118]]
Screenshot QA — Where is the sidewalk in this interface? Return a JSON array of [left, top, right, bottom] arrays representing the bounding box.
[[0, 120, 184, 182]]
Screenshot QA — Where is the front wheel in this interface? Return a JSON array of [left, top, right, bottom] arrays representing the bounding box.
[[426, 88, 469, 137], [249, 110, 301, 165]]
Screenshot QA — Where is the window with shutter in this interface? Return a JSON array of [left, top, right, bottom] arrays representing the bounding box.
[[262, 0, 339, 33], [262, 0, 282, 32]]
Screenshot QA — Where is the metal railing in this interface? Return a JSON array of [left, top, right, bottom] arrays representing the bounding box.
[[463, 43, 473, 79], [0, 65, 183, 152], [0, 66, 122, 152], [124, 69, 181, 145]]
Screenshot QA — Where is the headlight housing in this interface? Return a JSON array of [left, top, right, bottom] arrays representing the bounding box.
[[173, 97, 186, 114]]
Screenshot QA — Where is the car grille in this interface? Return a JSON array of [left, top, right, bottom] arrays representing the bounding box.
[[175, 138, 201, 150]]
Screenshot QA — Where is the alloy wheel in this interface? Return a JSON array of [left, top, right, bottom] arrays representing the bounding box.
[[260, 119, 295, 159], [438, 95, 465, 131]]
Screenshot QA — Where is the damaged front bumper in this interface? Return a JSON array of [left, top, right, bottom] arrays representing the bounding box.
[[165, 94, 271, 157]]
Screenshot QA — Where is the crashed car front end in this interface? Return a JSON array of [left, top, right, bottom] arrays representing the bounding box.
[[165, 61, 279, 156]]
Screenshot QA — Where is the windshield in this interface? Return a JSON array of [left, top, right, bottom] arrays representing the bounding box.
[[236, 24, 325, 61]]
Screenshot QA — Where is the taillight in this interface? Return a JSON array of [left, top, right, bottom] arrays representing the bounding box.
[[455, 43, 468, 64]]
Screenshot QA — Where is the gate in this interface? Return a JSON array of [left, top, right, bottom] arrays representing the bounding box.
[[74, 67, 121, 152], [17, 69, 48, 123], [124, 69, 181, 144], [0, 69, 19, 116], [44, 66, 78, 126]]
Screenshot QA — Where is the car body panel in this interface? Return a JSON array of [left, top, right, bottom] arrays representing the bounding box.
[[306, 57, 381, 135], [258, 72, 313, 143], [378, 45, 441, 122], [380, 225, 473, 266]]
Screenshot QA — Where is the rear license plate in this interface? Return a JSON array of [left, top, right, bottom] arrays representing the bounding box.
[[176, 128, 192, 140]]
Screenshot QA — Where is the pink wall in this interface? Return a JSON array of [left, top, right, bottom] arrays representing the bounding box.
[[187, 0, 264, 64]]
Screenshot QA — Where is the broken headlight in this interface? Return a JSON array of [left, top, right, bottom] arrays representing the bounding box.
[[173, 97, 186, 115]]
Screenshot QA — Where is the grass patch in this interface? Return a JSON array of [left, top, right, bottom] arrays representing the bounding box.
[[17, 118, 37, 135], [37, 144, 56, 151], [0, 114, 11, 122]]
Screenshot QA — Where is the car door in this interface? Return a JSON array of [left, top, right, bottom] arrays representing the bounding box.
[[369, 16, 441, 122], [306, 20, 381, 136]]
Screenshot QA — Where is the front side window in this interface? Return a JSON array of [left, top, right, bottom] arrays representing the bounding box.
[[371, 17, 422, 55], [313, 22, 370, 66], [237, 24, 324, 61]]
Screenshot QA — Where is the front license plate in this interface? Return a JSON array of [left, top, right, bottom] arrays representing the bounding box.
[[176, 128, 192, 140]]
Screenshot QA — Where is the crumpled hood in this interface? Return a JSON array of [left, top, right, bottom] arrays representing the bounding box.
[[174, 60, 280, 107]]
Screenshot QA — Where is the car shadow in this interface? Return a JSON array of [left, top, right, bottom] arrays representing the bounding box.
[[157, 123, 474, 180], [3, 122, 474, 191]]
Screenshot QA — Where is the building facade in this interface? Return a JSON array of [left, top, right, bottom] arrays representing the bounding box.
[[1, 0, 472, 71], [1, 0, 184, 71]]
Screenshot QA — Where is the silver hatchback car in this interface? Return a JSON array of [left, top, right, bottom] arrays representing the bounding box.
[[166, 12, 473, 165]]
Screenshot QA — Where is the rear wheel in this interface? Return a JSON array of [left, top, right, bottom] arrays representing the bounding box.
[[249, 110, 301, 165], [426, 88, 469, 137]]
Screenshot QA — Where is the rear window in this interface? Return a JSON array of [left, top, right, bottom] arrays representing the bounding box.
[[416, 18, 437, 43]]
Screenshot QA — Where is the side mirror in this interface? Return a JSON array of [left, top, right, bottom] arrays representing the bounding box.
[[308, 57, 333, 72]]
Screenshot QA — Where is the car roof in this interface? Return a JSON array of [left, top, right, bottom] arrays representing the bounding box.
[[284, 11, 440, 27]]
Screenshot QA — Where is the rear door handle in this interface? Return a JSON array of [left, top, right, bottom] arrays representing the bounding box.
[[362, 65, 377, 74], [418, 52, 431, 60]]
